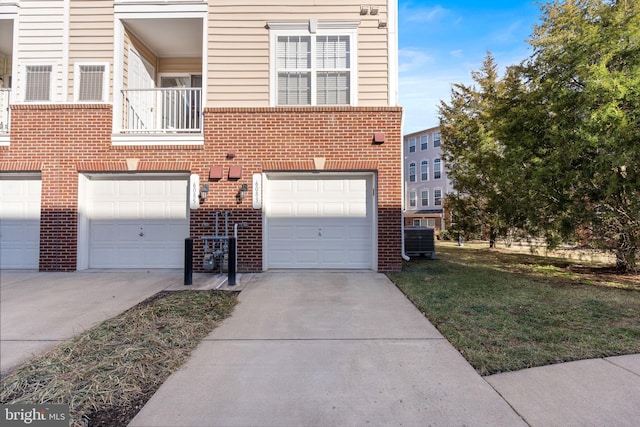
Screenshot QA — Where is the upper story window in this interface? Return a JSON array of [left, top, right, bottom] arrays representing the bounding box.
[[434, 189, 443, 206], [433, 132, 441, 147], [421, 190, 429, 207], [409, 191, 417, 208], [75, 64, 109, 102], [420, 135, 428, 150], [408, 137, 416, 153], [434, 158, 442, 180], [421, 160, 429, 181], [271, 21, 358, 106], [409, 163, 416, 182], [25, 65, 52, 102]]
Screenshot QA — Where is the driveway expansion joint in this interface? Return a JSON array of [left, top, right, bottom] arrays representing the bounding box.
[[204, 337, 446, 342]]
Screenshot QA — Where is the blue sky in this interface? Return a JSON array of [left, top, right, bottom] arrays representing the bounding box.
[[398, 0, 542, 134]]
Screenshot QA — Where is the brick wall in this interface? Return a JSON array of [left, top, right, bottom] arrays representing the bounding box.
[[1, 105, 403, 272]]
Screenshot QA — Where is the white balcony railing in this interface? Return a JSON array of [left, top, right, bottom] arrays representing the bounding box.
[[0, 88, 10, 134], [121, 88, 202, 134]]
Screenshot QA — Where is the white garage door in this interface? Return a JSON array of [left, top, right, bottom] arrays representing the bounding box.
[[0, 175, 41, 269], [265, 174, 375, 269], [86, 176, 188, 268]]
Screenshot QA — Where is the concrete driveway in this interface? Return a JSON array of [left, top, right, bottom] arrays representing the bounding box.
[[130, 271, 526, 426], [0, 270, 184, 376]]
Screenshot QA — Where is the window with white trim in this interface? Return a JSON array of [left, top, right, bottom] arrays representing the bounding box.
[[413, 219, 421, 226], [25, 65, 52, 101], [76, 63, 108, 102], [434, 189, 443, 206], [421, 190, 429, 207], [421, 160, 429, 181], [434, 132, 441, 147], [273, 27, 356, 106], [409, 163, 416, 182], [408, 137, 416, 153], [420, 135, 428, 150], [434, 158, 442, 179], [409, 191, 417, 208]]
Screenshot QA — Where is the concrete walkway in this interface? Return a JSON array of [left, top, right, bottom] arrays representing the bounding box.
[[130, 271, 526, 427], [486, 354, 640, 427]]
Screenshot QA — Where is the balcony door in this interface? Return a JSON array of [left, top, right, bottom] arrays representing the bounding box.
[[127, 49, 155, 131]]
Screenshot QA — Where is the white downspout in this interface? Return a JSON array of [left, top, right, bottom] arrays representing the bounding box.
[[401, 128, 410, 262], [388, 0, 409, 262]]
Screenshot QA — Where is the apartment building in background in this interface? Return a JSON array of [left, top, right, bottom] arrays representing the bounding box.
[[403, 126, 454, 233], [0, 0, 402, 272]]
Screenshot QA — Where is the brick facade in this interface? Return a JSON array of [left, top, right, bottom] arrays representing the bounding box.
[[1, 105, 403, 272]]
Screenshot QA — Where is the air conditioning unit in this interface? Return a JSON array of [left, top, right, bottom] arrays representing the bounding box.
[[404, 226, 436, 259]]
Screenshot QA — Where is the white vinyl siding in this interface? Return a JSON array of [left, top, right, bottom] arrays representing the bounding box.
[[209, 1, 389, 107], [69, 0, 114, 101], [17, 0, 66, 102]]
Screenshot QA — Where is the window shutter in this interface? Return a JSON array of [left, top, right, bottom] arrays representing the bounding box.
[[25, 65, 52, 101], [78, 65, 105, 101]]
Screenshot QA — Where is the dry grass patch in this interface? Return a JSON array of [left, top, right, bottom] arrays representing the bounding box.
[[0, 290, 238, 426]]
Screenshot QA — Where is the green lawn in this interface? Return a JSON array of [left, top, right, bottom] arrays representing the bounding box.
[[387, 244, 640, 376]]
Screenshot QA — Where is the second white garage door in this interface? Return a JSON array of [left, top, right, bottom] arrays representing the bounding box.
[[264, 173, 375, 269], [85, 175, 189, 269]]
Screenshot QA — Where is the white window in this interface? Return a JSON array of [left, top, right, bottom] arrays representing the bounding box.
[[409, 191, 417, 208], [408, 137, 416, 153], [434, 158, 442, 179], [435, 189, 443, 206], [421, 190, 429, 207], [420, 135, 428, 150], [75, 63, 109, 102], [271, 24, 357, 106], [421, 160, 429, 181], [413, 219, 421, 226], [425, 218, 436, 228], [25, 65, 52, 101], [409, 163, 416, 182], [434, 132, 441, 147]]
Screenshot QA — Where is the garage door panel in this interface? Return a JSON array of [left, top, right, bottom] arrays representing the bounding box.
[[0, 178, 41, 269], [265, 174, 374, 269], [87, 177, 188, 269]]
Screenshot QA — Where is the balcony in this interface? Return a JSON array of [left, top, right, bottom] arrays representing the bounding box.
[[112, 12, 205, 145], [121, 87, 202, 134], [0, 88, 9, 134]]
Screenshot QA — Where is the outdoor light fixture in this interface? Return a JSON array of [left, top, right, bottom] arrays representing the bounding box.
[[360, 5, 369, 15], [237, 184, 248, 202], [200, 183, 210, 200]]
